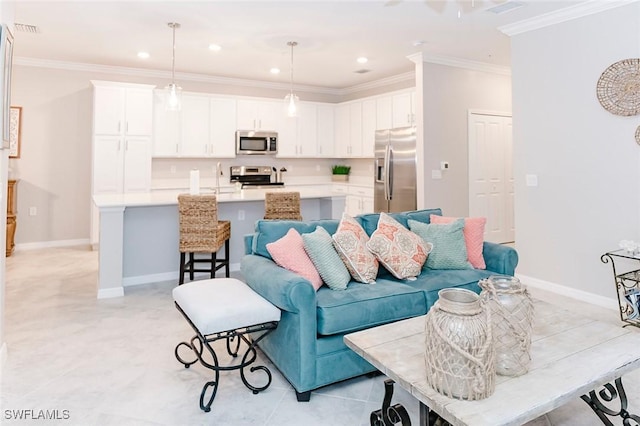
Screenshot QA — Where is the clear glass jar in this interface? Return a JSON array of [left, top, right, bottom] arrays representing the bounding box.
[[480, 275, 534, 377]]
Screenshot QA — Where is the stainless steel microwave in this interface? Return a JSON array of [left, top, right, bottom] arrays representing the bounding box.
[[235, 130, 278, 155]]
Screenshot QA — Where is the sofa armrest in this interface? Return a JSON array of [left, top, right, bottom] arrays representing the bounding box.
[[240, 254, 317, 314], [483, 242, 519, 276]]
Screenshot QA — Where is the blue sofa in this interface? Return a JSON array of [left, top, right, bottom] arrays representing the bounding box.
[[240, 208, 518, 401]]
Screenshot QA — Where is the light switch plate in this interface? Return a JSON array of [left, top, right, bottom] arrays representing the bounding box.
[[432, 170, 442, 180], [525, 174, 538, 187]]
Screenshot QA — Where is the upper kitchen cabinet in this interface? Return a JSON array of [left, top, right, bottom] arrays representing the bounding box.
[[180, 94, 211, 157], [277, 102, 335, 158], [92, 80, 154, 136], [335, 102, 363, 158], [152, 91, 237, 158], [392, 91, 416, 128], [210, 97, 237, 158], [237, 99, 278, 131], [361, 99, 376, 158], [374, 90, 416, 130]]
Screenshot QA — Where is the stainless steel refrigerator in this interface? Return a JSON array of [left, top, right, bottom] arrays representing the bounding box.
[[374, 127, 417, 213]]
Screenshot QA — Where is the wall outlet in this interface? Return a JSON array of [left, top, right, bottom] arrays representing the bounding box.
[[238, 210, 245, 221], [431, 170, 442, 180], [29, 206, 37, 216]]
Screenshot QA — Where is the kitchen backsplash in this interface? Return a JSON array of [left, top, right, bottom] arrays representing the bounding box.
[[151, 157, 373, 189]]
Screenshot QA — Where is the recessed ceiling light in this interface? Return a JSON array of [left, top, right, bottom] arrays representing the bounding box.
[[208, 44, 222, 52], [137, 52, 150, 59], [270, 68, 280, 74], [357, 57, 368, 64]]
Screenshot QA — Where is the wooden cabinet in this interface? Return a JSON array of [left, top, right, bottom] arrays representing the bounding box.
[[6, 179, 17, 257]]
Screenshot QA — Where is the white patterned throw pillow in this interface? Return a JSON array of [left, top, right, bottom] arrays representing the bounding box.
[[332, 213, 378, 283]]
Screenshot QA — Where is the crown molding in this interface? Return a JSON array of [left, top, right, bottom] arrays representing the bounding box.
[[341, 71, 415, 95], [499, 0, 639, 36], [407, 52, 511, 76], [13, 57, 343, 96]]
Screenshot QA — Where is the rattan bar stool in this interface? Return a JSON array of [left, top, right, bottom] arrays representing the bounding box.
[[264, 191, 303, 220], [178, 194, 231, 284]]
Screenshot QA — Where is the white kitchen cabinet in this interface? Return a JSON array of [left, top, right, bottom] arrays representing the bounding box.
[[180, 94, 211, 157], [152, 91, 180, 156], [376, 95, 392, 130], [210, 98, 237, 158], [361, 99, 376, 158], [152, 92, 237, 158], [335, 101, 364, 158], [92, 136, 151, 194], [316, 104, 335, 157], [392, 92, 416, 128], [237, 99, 278, 131], [92, 81, 153, 136], [345, 186, 374, 216], [122, 137, 152, 192], [278, 102, 335, 158]]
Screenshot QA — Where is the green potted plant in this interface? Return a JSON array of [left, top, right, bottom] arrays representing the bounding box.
[[331, 165, 351, 182]]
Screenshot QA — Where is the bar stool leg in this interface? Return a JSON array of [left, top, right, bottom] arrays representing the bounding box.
[[211, 252, 216, 278], [179, 253, 186, 285], [189, 253, 195, 281], [225, 239, 230, 278]]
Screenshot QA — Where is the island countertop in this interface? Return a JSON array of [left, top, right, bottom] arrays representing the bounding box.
[[93, 186, 344, 209]]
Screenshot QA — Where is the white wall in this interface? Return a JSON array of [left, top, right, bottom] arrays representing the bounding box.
[[511, 3, 640, 302], [0, 1, 17, 371], [417, 61, 512, 216]]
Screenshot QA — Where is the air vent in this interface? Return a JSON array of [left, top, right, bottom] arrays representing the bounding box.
[[486, 1, 524, 14], [354, 69, 371, 74], [14, 23, 40, 33]]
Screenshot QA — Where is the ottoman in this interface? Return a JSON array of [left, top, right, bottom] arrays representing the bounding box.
[[173, 278, 281, 412]]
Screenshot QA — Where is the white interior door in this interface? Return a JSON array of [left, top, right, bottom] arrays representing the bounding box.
[[468, 112, 514, 244]]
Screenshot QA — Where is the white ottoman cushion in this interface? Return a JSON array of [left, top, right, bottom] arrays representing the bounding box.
[[173, 278, 281, 336]]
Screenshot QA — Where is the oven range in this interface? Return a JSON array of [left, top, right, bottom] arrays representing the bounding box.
[[230, 166, 285, 189]]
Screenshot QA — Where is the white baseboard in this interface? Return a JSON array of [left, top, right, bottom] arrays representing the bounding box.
[[15, 239, 91, 251], [517, 273, 618, 311], [97, 287, 125, 299], [121, 263, 242, 288]]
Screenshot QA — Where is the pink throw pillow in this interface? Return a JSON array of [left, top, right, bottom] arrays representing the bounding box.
[[332, 213, 379, 283], [266, 228, 323, 291], [430, 215, 486, 269]]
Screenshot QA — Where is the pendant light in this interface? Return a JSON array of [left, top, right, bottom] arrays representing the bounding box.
[[284, 41, 299, 118], [165, 22, 182, 111]]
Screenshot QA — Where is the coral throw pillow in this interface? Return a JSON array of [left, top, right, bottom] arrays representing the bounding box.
[[266, 228, 323, 291], [366, 212, 432, 279], [430, 215, 486, 269], [332, 213, 378, 283]]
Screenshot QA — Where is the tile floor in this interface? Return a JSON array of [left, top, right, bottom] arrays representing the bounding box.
[[0, 246, 636, 425]]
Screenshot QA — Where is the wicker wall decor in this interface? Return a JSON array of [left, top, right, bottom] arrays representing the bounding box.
[[596, 58, 640, 117]]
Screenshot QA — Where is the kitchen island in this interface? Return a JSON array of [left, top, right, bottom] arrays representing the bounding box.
[[92, 187, 345, 298]]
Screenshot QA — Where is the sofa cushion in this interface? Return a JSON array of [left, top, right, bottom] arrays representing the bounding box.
[[332, 213, 378, 283], [315, 280, 427, 335], [405, 268, 495, 310], [408, 219, 473, 270], [366, 212, 431, 279], [252, 219, 339, 260], [302, 226, 351, 291], [357, 208, 443, 236], [266, 228, 323, 291], [430, 215, 487, 269]]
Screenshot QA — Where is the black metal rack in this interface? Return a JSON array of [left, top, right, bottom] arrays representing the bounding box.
[[602, 249, 640, 328]]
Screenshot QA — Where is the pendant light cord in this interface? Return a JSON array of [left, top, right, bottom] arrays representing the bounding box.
[[168, 22, 180, 85], [288, 41, 297, 95]]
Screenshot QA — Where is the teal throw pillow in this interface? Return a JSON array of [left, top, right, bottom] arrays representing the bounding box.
[[408, 218, 472, 270], [302, 226, 351, 291]]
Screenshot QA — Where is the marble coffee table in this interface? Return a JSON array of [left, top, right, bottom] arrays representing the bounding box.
[[344, 300, 640, 426]]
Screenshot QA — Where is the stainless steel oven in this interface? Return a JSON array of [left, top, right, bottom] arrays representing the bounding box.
[[235, 130, 278, 155]]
